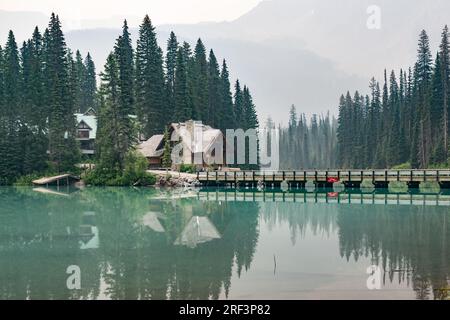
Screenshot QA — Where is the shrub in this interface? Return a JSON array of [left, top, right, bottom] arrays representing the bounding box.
[[391, 162, 411, 169], [13, 173, 42, 186], [179, 163, 197, 173], [84, 152, 156, 186]]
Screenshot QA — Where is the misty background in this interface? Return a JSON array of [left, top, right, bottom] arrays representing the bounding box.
[[1, 0, 450, 124]]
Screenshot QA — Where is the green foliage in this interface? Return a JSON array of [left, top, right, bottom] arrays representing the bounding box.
[[85, 152, 156, 186], [179, 163, 196, 173], [392, 162, 412, 169], [279, 107, 337, 169], [0, 13, 254, 185], [135, 15, 165, 138], [336, 27, 450, 169], [162, 127, 172, 168]]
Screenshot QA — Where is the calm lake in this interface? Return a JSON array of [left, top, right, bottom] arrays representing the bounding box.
[[0, 186, 449, 300]]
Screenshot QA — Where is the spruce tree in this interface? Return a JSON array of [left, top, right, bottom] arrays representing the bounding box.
[[74, 50, 86, 112], [162, 126, 172, 168], [220, 60, 235, 131], [0, 31, 21, 181], [97, 53, 135, 171], [165, 32, 178, 123], [135, 15, 165, 138], [83, 52, 97, 111], [173, 48, 192, 121], [44, 13, 80, 172], [114, 20, 135, 116], [207, 49, 221, 127], [233, 80, 244, 129], [192, 39, 208, 121]]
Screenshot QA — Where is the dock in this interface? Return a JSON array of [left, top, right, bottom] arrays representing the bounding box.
[[196, 170, 450, 189], [32, 174, 80, 187]]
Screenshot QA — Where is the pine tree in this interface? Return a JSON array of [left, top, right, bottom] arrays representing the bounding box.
[[192, 39, 208, 121], [83, 52, 97, 111], [97, 53, 136, 171], [44, 14, 80, 172], [414, 30, 433, 167], [135, 15, 165, 138], [207, 49, 221, 127], [242, 86, 259, 130], [74, 50, 86, 112], [165, 32, 178, 123], [162, 126, 172, 168], [173, 48, 192, 121], [233, 80, 244, 129], [114, 20, 135, 116], [0, 31, 22, 181], [220, 60, 234, 131]]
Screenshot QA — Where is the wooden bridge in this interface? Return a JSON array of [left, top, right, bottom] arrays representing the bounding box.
[[196, 170, 450, 189], [197, 190, 450, 206]]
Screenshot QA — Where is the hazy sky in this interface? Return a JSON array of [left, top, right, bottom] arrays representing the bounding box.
[[0, 0, 264, 28]]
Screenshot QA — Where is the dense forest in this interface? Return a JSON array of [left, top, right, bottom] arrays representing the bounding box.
[[0, 13, 258, 184], [337, 26, 450, 169], [276, 105, 338, 169]]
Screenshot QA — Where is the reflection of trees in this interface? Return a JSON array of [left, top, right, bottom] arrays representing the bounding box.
[[336, 205, 450, 300], [0, 187, 102, 299], [259, 197, 449, 300], [261, 202, 338, 245], [0, 187, 260, 300]]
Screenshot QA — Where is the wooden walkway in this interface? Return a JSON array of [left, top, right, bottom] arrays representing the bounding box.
[[197, 170, 450, 189], [32, 174, 80, 186]]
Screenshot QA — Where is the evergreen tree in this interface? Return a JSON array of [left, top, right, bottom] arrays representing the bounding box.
[[162, 126, 172, 168], [0, 30, 21, 181], [114, 20, 135, 116], [43, 13, 80, 171], [192, 39, 208, 120], [233, 80, 244, 128], [414, 30, 433, 168], [242, 86, 259, 130], [207, 49, 221, 127], [165, 31, 178, 123], [97, 53, 135, 170], [173, 48, 192, 121], [220, 60, 235, 131], [135, 15, 165, 138], [83, 52, 97, 111], [74, 50, 86, 112]]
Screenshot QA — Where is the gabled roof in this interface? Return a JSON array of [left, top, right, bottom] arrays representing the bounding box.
[[170, 121, 223, 154], [174, 216, 221, 248], [138, 134, 164, 158], [75, 113, 97, 139]]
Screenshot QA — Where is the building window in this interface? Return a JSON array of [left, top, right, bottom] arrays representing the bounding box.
[[78, 130, 90, 139]]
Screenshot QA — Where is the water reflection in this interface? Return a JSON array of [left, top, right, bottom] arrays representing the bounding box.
[[0, 187, 448, 300]]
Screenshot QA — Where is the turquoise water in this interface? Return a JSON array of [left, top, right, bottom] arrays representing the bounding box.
[[0, 186, 449, 300]]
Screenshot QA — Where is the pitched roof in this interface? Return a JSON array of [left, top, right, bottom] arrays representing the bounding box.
[[174, 216, 221, 248], [171, 121, 223, 154], [75, 113, 97, 139], [138, 134, 164, 158]]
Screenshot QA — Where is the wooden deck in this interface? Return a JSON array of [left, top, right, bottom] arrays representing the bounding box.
[[196, 170, 450, 189], [32, 174, 80, 186]]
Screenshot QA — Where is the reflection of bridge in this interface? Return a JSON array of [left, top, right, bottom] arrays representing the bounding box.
[[197, 190, 450, 206], [197, 170, 450, 189]]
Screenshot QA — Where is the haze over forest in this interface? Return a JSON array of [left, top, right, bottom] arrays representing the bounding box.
[[2, 0, 450, 123]]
